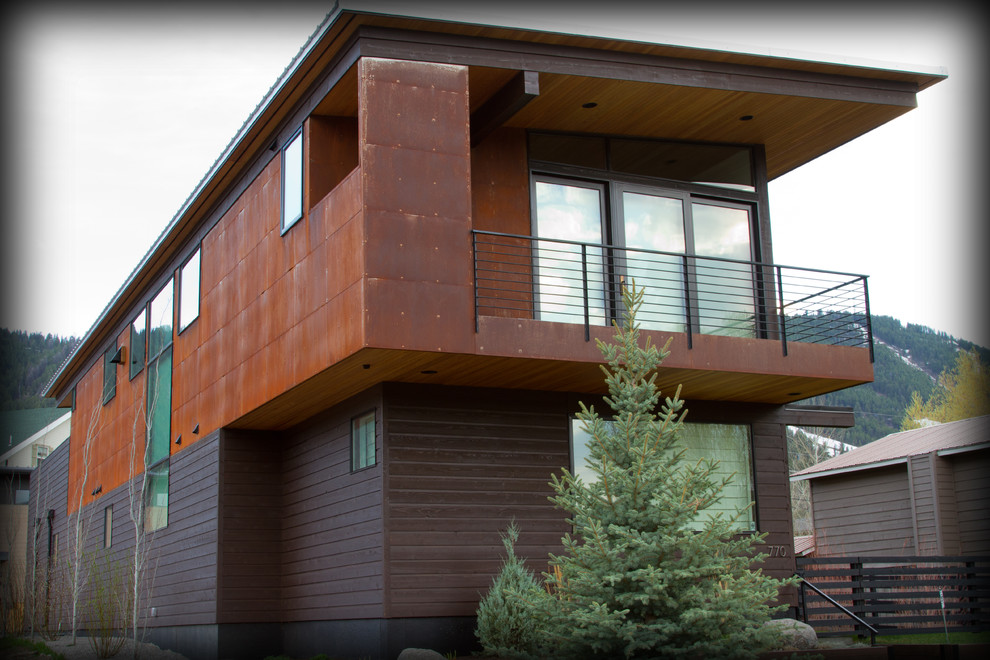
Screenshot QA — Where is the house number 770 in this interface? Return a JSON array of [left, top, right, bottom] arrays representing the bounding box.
[[767, 545, 788, 557]]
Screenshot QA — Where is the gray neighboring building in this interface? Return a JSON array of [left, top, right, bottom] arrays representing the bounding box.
[[791, 416, 990, 557]]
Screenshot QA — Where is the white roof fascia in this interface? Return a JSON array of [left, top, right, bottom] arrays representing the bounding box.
[[937, 441, 990, 457], [789, 457, 908, 482]]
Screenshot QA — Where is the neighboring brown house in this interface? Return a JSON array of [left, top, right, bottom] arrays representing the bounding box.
[[791, 416, 990, 557], [30, 4, 943, 659]]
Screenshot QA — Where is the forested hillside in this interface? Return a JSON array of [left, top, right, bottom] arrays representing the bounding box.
[[0, 329, 77, 409], [799, 315, 988, 446]]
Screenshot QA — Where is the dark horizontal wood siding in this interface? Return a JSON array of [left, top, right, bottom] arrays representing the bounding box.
[[147, 432, 220, 628], [951, 448, 990, 555], [26, 431, 220, 631], [281, 386, 385, 621], [217, 429, 281, 624], [382, 384, 798, 618], [810, 465, 914, 556], [382, 383, 572, 619]]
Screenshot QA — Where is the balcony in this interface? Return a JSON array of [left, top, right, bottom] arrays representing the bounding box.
[[473, 230, 873, 358]]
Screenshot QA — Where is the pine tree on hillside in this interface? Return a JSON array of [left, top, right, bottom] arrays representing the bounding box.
[[476, 285, 794, 659]]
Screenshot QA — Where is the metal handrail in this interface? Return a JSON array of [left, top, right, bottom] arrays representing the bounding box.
[[799, 576, 879, 646], [472, 230, 874, 359]]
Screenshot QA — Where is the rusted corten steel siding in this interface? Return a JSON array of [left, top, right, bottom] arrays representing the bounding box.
[[360, 58, 475, 354], [67, 324, 146, 514], [171, 126, 364, 453]]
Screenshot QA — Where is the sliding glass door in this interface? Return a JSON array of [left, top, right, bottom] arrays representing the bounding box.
[[532, 176, 757, 337], [532, 179, 607, 325]]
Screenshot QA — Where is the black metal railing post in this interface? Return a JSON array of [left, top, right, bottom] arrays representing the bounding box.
[[862, 276, 875, 363], [581, 244, 590, 342], [682, 254, 693, 350], [472, 232, 480, 333], [776, 265, 788, 357]]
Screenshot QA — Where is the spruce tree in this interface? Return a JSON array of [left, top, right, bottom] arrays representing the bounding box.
[[535, 284, 792, 658]]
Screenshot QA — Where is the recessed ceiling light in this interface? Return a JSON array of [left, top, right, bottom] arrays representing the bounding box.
[[739, 115, 754, 121], [421, 370, 438, 375], [582, 102, 598, 109]]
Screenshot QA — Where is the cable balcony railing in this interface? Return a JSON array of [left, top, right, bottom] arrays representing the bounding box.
[[473, 230, 874, 361]]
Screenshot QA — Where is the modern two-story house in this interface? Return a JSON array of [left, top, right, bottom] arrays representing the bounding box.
[[30, 5, 944, 659]]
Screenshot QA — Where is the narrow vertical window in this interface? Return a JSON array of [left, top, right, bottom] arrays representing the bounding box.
[[102, 345, 117, 405], [351, 411, 376, 471], [145, 277, 173, 532], [103, 506, 113, 549], [281, 129, 303, 232], [179, 246, 201, 332], [130, 309, 146, 380]]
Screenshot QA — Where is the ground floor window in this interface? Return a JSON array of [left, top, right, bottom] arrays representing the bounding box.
[[144, 461, 169, 532], [570, 419, 755, 531]]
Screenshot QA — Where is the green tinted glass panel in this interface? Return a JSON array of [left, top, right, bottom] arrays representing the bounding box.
[[144, 461, 169, 532], [146, 347, 172, 466], [528, 133, 607, 170]]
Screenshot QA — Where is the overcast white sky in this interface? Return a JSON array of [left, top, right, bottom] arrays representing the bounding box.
[[2, 1, 987, 346]]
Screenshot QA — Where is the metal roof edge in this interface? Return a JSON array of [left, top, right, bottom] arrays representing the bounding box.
[[790, 457, 908, 482], [938, 440, 990, 457], [44, 5, 342, 399]]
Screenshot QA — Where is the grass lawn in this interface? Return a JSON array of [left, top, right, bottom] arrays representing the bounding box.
[[871, 631, 990, 645]]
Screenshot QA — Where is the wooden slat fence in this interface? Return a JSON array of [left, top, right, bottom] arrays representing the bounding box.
[[796, 555, 990, 637]]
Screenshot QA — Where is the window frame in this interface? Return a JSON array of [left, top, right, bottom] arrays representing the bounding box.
[[350, 410, 377, 472], [144, 275, 174, 533], [129, 308, 147, 380], [103, 505, 112, 549], [529, 138, 764, 337], [102, 343, 117, 405], [280, 128, 304, 234], [178, 245, 201, 333], [569, 418, 758, 532]]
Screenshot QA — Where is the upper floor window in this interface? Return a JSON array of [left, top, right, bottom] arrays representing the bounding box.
[[179, 246, 201, 332], [148, 278, 173, 360], [570, 420, 755, 532], [129, 310, 146, 380], [528, 133, 755, 192], [529, 133, 760, 338], [102, 344, 117, 405], [281, 129, 303, 233]]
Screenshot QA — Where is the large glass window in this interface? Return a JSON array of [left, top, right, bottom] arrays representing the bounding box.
[[532, 179, 606, 326], [529, 133, 759, 337], [178, 246, 200, 332], [570, 420, 755, 531], [351, 411, 376, 471], [281, 130, 303, 232]]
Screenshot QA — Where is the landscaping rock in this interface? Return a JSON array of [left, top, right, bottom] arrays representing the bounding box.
[[397, 649, 446, 660], [764, 618, 819, 650]]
